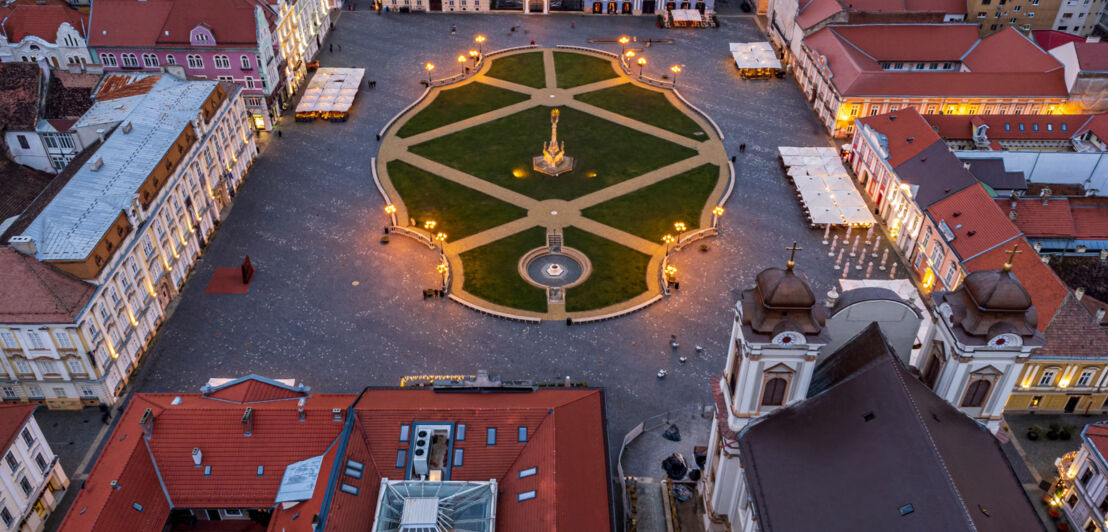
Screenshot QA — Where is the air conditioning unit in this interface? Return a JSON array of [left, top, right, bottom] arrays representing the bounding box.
[[412, 429, 430, 477]]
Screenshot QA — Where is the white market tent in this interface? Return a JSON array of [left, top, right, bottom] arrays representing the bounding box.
[[671, 9, 702, 26], [295, 67, 366, 118], [778, 146, 876, 227], [729, 42, 782, 71]]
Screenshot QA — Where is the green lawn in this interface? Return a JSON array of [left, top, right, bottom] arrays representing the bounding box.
[[460, 226, 548, 312], [409, 106, 697, 200], [581, 164, 720, 242], [564, 227, 651, 312], [554, 52, 618, 89], [387, 160, 528, 240], [484, 52, 547, 89], [575, 84, 706, 140], [397, 82, 530, 138]]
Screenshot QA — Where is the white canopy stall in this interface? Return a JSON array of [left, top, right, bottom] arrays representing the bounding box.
[[729, 42, 782, 79], [295, 67, 366, 122], [670, 9, 704, 27], [779, 146, 876, 227]]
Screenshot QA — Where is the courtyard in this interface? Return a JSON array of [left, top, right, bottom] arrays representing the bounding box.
[[42, 12, 913, 529], [379, 48, 728, 318]]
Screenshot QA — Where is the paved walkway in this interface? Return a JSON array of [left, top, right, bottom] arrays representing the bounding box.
[[376, 47, 729, 319]]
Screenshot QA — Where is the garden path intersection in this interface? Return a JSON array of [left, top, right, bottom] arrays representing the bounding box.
[[377, 47, 729, 319]]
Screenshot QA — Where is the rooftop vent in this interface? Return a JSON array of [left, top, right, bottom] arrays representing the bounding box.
[[963, 161, 971, 170], [889, 115, 897, 121], [110, 480, 120, 490], [953, 211, 961, 217], [1009, 210, 1018, 221], [171, 396, 182, 406], [298, 407, 306, 422], [121, 121, 132, 134], [906, 136, 915, 144], [139, 408, 153, 437], [90, 157, 104, 171], [242, 407, 253, 436], [192, 447, 202, 466], [412, 429, 431, 477], [863, 411, 875, 422], [967, 230, 976, 236], [8, 236, 36, 257], [332, 408, 343, 422]]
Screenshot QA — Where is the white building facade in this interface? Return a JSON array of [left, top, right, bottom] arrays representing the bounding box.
[[0, 405, 68, 532], [2, 74, 257, 408]]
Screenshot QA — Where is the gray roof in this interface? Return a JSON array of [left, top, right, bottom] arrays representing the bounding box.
[[829, 286, 922, 319], [964, 158, 1028, 192], [894, 141, 978, 208], [740, 324, 1043, 532], [21, 74, 218, 262]]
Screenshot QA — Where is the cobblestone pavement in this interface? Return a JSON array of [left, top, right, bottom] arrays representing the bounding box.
[[122, 12, 908, 473]]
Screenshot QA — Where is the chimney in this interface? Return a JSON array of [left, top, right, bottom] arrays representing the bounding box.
[[9, 236, 36, 256], [242, 407, 253, 436], [1009, 210, 1018, 221], [963, 161, 971, 170], [192, 447, 202, 466], [906, 136, 915, 144], [1034, 242, 1043, 252], [825, 287, 839, 309], [1076, 288, 1086, 301], [890, 115, 897, 121], [96, 128, 106, 143], [121, 121, 132, 134], [139, 408, 153, 438], [90, 157, 104, 171], [298, 407, 306, 422]]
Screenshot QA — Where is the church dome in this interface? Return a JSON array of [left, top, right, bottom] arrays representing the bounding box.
[[963, 270, 1033, 312], [756, 267, 816, 309]]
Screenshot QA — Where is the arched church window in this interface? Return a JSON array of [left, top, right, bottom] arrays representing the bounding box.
[[761, 378, 787, 406], [961, 379, 991, 408]]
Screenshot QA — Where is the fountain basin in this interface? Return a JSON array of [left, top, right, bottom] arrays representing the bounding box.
[[519, 247, 591, 289]]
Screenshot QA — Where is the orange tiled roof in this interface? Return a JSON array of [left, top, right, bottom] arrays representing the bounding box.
[[1036, 295, 1108, 359], [0, 248, 95, 325], [855, 108, 941, 167], [0, 405, 36, 454], [925, 114, 1095, 141], [964, 237, 1069, 332], [926, 184, 1022, 261]]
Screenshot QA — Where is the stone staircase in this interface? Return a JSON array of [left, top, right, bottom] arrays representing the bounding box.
[[547, 230, 562, 253]]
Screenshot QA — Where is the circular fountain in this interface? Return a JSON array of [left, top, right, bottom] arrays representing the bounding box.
[[525, 253, 583, 288]]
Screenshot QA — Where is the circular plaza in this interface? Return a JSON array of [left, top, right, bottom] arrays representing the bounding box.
[[376, 47, 729, 320]]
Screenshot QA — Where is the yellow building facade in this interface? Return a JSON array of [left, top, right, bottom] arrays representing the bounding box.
[[1007, 360, 1108, 414]]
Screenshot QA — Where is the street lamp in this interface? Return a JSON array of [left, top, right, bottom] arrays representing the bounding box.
[[637, 56, 647, 78], [435, 232, 447, 251], [425, 62, 435, 83], [384, 204, 397, 225], [436, 263, 448, 290], [424, 220, 437, 232], [469, 49, 479, 66], [618, 35, 630, 54], [458, 54, 467, 75], [712, 206, 724, 217], [475, 34, 486, 54], [665, 265, 678, 284], [662, 234, 675, 256], [671, 64, 682, 88], [674, 221, 686, 246]]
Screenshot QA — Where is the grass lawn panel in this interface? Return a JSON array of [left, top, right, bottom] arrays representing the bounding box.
[[460, 226, 548, 313], [575, 84, 706, 140], [554, 52, 618, 89], [397, 82, 530, 138], [581, 164, 719, 242], [409, 106, 697, 201], [484, 52, 546, 88], [563, 226, 650, 312], [387, 160, 528, 240]]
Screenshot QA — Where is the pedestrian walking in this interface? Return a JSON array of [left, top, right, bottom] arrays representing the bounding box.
[[99, 403, 111, 424], [739, 143, 746, 152], [338, 44, 342, 51], [571, 20, 575, 28], [730, 155, 736, 163], [451, 24, 456, 34], [329, 43, 333, 53], [530, 39, 535, 46], [277, 130, 283, 138]]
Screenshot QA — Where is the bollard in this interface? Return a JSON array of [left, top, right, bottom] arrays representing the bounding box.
[[822, 225, 831, 245]]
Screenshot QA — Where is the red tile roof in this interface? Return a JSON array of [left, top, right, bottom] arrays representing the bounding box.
[[204, 376, 308, 403], [927, 184, 1022, 261], [855, 108, 941, 167], [0, 0, 88, 42], [925, 114, 1094, 141], [1076, 114, 1108, 142], [0, 62, 42, 131], [0, 248, 95, 324], [999, 198, 1077, 238], [61, 380, 612, 532], [804, 25, 1068, 98], [1036, 295, 1108, 359], [795, 0, 965, 30], [88, 0, 274, 48], [1073, 42, 1108, 73], [964, 237, 1069, 332], [1032, 30, 1084, 51], [0, 405, 36, 454]]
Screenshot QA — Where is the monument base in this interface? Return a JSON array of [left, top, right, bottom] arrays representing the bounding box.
[[532, 155, 575, 176]]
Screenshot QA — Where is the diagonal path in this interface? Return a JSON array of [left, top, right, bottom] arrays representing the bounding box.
[[564, 76, 627, 96], [477, 75, 540, 95], [569, 154, 713, 210], [397, 98, 539, 147], [396, 151, 541, 209]]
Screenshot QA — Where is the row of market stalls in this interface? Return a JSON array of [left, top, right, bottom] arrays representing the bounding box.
[[295, 67, 366, 122], [778, 146, 876, 228], [729, 42, 782, 79]]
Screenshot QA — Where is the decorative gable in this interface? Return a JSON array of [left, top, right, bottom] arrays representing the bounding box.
[[189, 24, 215, 46]]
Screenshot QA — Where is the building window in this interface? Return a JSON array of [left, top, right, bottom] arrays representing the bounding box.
[[100, 53, 117, 67], [0, 330, 17, 348], [1039, 370, 1057, 387], [246, 96, 262, 107], [80, 386, 96, 398], [487, 427, 496, 446], [1086, 520, 1099, 532], [67, 358, 84, 375], [187, 55, 203, 69], [1031, 395, 1043, 408], [142, 53, 159, 68], [26, 332, 45, 350], [518, 427, 527, 442], [245, 77, 256, 89], [165, 54, 176, 65], [12, 359, 31, 375], [761, 378, 787, 406], [240, 55, 251, 69], [34, 453, 46, 473], [53, 330, 72, 349], [121, 53, 138, 67], [21, 428, 32, 447], [16, 135, 30, 150], [961, 379, 991, 407], [1070, 493, 1080, 508], [0, 507, 10, 526], [5, 452, 17, 472], [2, 387, 16, 399], [1082, 465, 1096, 485], [456, 424, 466, 441], [19, 477, 31, 496], [1078, 369, 1096, 387], [214, 55, 230, 69]]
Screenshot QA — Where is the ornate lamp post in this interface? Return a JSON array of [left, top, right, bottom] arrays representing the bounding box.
[[662, 234, 675, 256], [469, 49, 479, 68], [475, 34, 486, 55], [674, 221, 686, 244], [424, 220, 437, 236], [670, 65, 682, 88], [711, 206, 724, 227], [637, 56, 647, 78], [425, 62, 435, 83], [437, 263, 448, 290], [435, 232, 447, 252], [618, 35, 630, 54], [665, 264, 678, 285], [457, 54, 467, 75], [384, 204, 397, 225]]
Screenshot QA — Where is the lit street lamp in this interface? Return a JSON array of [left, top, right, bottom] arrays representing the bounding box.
[[457, 54, 467, 75], [671, 64, 682, 88], [662, 234, 675, 256], [469, 49, 479, 66], [437, 263, 448, 290], [435, 232, 447, 252], [424, 220, 437, 232], [425, 62, 435, 83], [637, 56, 647, 78], [665, 264, 678, 284], [475, 34, 486, 54], [674, 221, 686, 244], [618, 35, 630, 54], [384, 204, 397, 225], [712, 206, 725, 217]]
